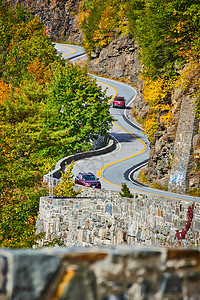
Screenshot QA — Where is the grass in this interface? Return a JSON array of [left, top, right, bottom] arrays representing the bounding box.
[[138, 168, 168, 191], [186, 188, 200, 197]]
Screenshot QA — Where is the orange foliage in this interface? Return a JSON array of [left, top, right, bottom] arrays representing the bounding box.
[[0, 80, 12, 104], [27, 58, 52, 84], [43, 26, 50, 36]]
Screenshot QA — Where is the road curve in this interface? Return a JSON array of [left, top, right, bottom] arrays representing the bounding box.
[[55, 43, 200, 202]]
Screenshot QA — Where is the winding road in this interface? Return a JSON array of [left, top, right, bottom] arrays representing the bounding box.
[[54, 43, 200, 202]]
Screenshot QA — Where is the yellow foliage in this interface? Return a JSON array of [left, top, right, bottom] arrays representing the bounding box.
[[93, 6, 115, 47], [77, 1, 91, 27], [142, 76, 170, 105], [144, 112, 158, 142], [160, 110, 173, 127], [78, 0, 129, 53], [53, 162, 82, 197], [175, 21, 185, 34], [115, 3, 129, 36], [142, 75, 174, 141]]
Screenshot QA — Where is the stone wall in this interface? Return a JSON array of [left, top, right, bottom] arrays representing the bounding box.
[[168, 94, 198, 193], [36, 186, 200, 248], [1, 246, 200, 300]]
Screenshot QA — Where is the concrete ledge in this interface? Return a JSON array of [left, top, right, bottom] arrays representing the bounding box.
[[44, 137, 116, 181]]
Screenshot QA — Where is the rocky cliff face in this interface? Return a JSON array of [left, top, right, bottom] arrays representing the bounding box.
[[146, 87, 199, 192], [88, 37, 140, 84], [6, 0, 83, 44]]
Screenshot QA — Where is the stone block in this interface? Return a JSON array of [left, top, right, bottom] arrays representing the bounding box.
[[0, 255, 7, 297], [157, 273, 183, 296], [194, 221, 200, 231], [2, 250, 61, 300]]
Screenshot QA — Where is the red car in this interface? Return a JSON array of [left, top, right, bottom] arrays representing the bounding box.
[[113, 96, 126, 108], [75, 172, 101, 189]]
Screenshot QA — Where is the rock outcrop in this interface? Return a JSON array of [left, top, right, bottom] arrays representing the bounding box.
[[88, 36, 140, 84], [6, 0, 83, 44]]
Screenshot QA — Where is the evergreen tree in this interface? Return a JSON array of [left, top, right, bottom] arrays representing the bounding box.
[[120, 183, 133, 198]]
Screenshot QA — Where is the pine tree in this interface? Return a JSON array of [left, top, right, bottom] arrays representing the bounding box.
[[119, 183, 133, 198]]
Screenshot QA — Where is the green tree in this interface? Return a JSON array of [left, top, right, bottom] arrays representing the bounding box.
[[43, 62, 113, 157], [0, 187, 45, 248], [127, 0, 200, 77], [3, 16, 62, 86]]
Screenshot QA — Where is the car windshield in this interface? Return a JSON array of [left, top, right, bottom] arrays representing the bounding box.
[[115, 97, 124, 100], [83, 175, 96, 181]]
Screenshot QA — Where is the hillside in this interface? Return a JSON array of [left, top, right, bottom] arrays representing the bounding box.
[[4, 0, 200, 192], [78, 0, 200, 195]]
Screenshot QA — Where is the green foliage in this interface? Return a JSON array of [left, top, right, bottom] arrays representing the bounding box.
[[0, 187, 46, 248], [43, 62, 113, 157], [53, 162, 81, 197], [39, 237, 65, 248], [119, 183, 133, 198], [79, 0, 200, 80], [128, 0, 200, 78]]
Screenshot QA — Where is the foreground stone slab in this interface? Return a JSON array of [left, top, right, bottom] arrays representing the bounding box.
[[1, 246, 200, 300]]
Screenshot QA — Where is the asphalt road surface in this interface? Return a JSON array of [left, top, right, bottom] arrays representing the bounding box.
[[55, 43, 200, 202]]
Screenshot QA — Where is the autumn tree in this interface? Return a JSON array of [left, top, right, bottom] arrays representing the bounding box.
[[53, 162, 81, 197], [127, 0, 200, 77], [78, 0, 129, 56]]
